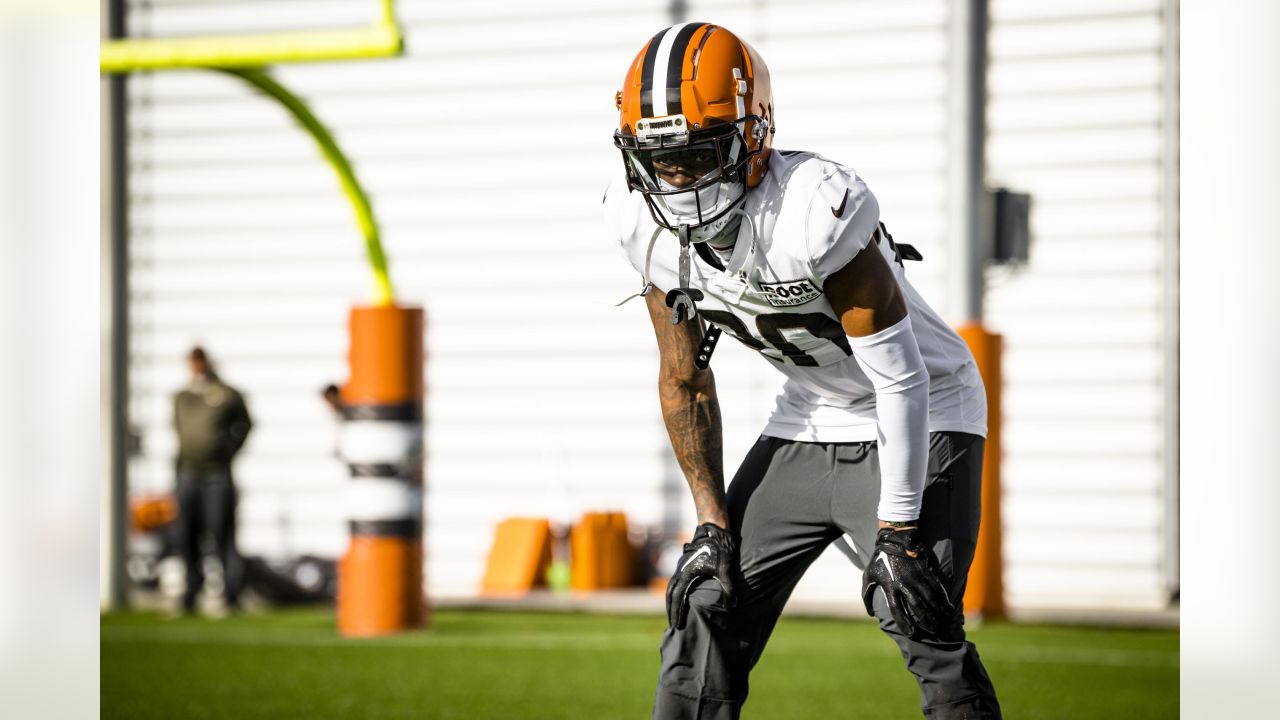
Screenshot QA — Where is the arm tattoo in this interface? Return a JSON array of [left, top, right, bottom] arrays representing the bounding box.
[[645, 290, 729, 528], [661, 395, 727, 528]]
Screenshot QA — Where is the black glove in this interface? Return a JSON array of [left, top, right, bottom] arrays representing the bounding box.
[[666, 523, 738, 630], [861, 527, 953, 639]]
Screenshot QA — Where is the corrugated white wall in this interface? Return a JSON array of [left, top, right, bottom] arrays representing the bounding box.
[[985, 0, 1175, 610], [124, 0, 1175, 609]]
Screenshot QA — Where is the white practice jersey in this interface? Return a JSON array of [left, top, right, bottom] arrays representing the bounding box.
[[604, 149, 987, 442]]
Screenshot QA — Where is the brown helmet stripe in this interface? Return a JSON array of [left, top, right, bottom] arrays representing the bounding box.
[[638, 30, 663, 118]]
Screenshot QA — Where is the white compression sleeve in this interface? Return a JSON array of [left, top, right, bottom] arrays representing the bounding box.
[[847, 314, 930, 522]]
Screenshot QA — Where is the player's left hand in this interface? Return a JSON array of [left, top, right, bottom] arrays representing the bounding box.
[[861, 527, 953, 639], [666, 522, 738, 630]]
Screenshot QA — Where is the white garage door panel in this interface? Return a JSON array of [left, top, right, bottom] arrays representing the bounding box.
[[133, 188, 613, 229], [136, 83, 616, 134], [991, 129, 1160, 169], [1005, 567, 1164, 608], [1003, 345, 1160, 383], [1004, 385, 1160, 422], [1002, 458, 1160, 493], [1002, 420, 1160, 457], [768, 33, 947, 68], [1005, 529, 1160, 567], [991, 16, 1161, 58], [762, 0, 946, 32], [993, 0, 1161, 21], [1003, 495, 1160, 533], [135, 153, 612, 197], [987, 275, 1159, 311], [1021, 238, 1160, 275], [991, 90, 1161, 131], [130, 0, 369, 36], [990, 54, 1161, 95]]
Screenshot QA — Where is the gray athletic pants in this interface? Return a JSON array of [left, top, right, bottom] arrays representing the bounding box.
[[652, 432, 1001, 719]]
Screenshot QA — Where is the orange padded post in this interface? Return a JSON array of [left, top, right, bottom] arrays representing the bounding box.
[[338, 536, 425, 636], [337, 304, 427, 636], [956, 324, 1005, 619], [342, 305, 422, 406], [482, 518, 553, 594]]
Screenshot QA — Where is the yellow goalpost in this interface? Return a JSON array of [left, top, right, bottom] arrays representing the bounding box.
[[100, 0, 405, 305], [100, 1, 402, 72]]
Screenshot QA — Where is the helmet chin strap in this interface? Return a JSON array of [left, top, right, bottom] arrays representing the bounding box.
[[664, 223, 704, 325], [678, 223, 691, 285]]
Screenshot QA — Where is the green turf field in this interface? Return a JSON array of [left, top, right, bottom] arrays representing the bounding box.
[[101, 608, 1177, 719]]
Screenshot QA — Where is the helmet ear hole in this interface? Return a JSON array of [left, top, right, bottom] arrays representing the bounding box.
[[751, 121, 767, 144]]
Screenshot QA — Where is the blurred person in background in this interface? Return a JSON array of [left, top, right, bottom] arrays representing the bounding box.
[[173, 346, 253, 616], [606, 24, 1000, 719], [320, 383, 345, 458], [320, 383, 344, 415]]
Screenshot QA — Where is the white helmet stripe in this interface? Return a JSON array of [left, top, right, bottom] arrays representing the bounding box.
[[651, 22, 694, 117]]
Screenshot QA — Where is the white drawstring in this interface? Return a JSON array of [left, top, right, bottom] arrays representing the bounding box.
[[614, 207, 756, 306], [614, 226, 665, 306]]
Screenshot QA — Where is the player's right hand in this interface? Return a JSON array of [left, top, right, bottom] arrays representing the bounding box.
[[666, 523, 739, 630]]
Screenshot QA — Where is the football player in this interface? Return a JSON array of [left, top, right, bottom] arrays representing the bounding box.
[[603, 23, 1002, 719]]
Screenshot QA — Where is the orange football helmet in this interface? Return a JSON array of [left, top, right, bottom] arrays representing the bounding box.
[[614, 23, 774, 240]]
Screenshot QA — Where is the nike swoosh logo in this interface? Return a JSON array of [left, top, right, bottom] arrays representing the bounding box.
[[831, 188, 850, 218], [875, 551, 896, 582], [680, 545, 712, 573]]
